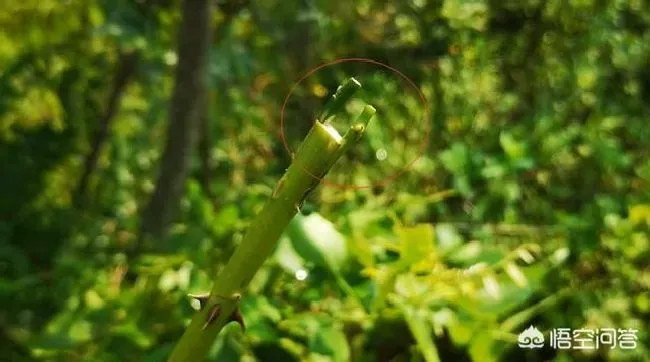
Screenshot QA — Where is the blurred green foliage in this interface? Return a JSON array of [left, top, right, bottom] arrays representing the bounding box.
[[0, 0, 648, 361]]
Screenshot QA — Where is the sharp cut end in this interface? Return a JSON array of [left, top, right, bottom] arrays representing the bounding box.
[[322, 123, 343, 143]]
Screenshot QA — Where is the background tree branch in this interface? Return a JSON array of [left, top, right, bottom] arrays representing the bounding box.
[[75, 51, 139, 206], [140, 0, 213, 242]]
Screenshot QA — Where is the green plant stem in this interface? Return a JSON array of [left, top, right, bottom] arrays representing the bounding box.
[[336, 105, 376, 157], [320, 105, 376, 179], [320, 77, 362, 123], [167, 115, 373, 362]]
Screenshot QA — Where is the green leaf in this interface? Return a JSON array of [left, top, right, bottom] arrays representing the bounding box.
[[142, 344, 175, 362], [474, 264, 547, 317], [440, 143, 469, 175], [112, 322, 154, 349], [273, 234, 306, 274], [395, 223, 435, 269], [207, 333, 243, 362], [212, 204, 240, 236], [396, 302, 440, 362], [370, 266, 399, 310], [445, 313, 475, 346], [68, 319, 93, 343], [158, 269, 178, 292], [468, 331, 497, 362], [29, 333, 78, 351], [310, 323, 350, 362], [279, 313, 328, 339], [499, 293, 564, 333], [394, 273, 430, 299], [240, 296, 281, 343], [445, 242, 503, 266], [434, 223, 462, 253], [83, 289, 105, 309], [504, 262, 527, 288], [629, 204, 650, 226], [499, 132, 526, 160], [287, 213, 349, 271]]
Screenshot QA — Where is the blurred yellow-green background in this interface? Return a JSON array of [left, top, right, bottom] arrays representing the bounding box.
[[0, 0, 648, 361]]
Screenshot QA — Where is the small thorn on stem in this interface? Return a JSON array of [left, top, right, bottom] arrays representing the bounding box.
[[200, 293, 243, 331], [228, 307, 246, 332]]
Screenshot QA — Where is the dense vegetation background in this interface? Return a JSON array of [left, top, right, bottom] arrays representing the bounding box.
[[1, 0, 648, 361]]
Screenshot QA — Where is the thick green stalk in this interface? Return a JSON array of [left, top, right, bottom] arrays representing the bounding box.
[[167, 78, 373, 362]]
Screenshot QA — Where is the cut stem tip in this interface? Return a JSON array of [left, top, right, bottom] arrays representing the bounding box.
[[320, 77, 362, 122], [356, 105, 376, 128]]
